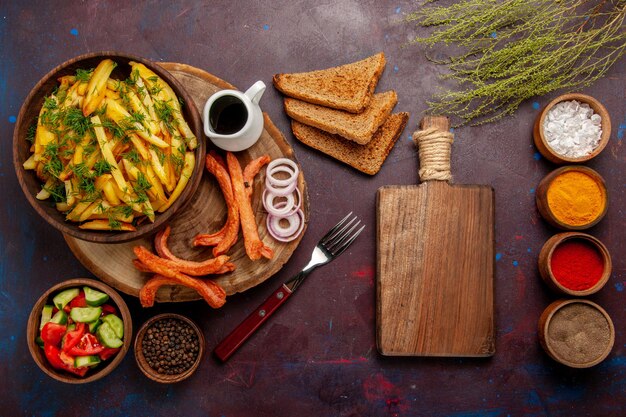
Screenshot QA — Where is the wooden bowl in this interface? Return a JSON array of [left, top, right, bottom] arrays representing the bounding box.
[[12, 52, 205, 243], [535, 165, 608, 230], [27, 278, 132, 384], [134, 313, 205, 383], [533, 93, 611, 164], [538, 232, 612, 296], [538, 299, 614, 368]]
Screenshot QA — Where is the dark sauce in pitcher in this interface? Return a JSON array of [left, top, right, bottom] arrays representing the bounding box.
[[209, 95, 248, 135]]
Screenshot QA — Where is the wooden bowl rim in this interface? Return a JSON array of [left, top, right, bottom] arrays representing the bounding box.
[[539, 232, 612, 296], [535, 165, 608, 230], [133, 313, 205, 383], [27, 278, 133, 384], [539, 299, 615, 368], [534, 93, 611, 163], [12, 51, 206, 243]]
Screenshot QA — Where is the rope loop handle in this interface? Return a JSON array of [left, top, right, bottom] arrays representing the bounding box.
[[412, 127, 454, 182]]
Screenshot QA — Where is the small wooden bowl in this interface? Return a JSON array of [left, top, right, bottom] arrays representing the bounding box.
[[12, 52, 205, 243], [134, 313, 205, 383], [27, 278, 132, 384], [538, 299, 614, 368], [538, 232, 612, 296], [535, 165, 608, 230], [533, 93, 611, 164]]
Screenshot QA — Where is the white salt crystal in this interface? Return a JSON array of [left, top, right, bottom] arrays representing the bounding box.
[[542, 100, 602, 158]]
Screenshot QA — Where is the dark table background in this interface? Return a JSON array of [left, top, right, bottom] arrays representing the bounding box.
[[1, 1, 624, 416]]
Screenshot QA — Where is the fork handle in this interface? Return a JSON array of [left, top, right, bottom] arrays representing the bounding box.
[[214, 284, 293, 362]]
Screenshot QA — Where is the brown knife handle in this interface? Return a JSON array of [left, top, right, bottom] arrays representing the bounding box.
[[214, 284, 292, 362], [413, 116, 453, 182]]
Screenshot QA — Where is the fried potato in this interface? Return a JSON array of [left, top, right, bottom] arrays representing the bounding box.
[[25, 59, 197, 231]]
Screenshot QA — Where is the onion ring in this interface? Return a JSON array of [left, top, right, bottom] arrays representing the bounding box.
[[263, 190, 295, 216], [265, 175, 297, 196], [266, 209, 305, 242], [266, 158, 299, 187]]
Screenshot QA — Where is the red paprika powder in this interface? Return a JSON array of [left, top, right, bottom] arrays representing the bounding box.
[[550, 239, 604, 291]]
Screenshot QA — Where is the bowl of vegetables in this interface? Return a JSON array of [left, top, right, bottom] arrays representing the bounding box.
[[27, 278, 132, 383], [12, 52, 205, 243]]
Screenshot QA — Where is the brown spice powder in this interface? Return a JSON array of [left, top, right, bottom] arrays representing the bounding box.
[[547, 303, 611, 364]]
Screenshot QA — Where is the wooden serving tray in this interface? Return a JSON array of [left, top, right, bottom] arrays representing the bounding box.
[[64, 63, 309, 302]]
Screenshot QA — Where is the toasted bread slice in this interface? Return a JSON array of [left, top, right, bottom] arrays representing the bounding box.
[[273, 53, 386, 113], [291, 112, 409, 175], [284, 91, 397, 145]]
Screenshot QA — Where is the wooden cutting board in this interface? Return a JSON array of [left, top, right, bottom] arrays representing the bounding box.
[[376, 116, 495, 357], [64, 63, 309, 302]]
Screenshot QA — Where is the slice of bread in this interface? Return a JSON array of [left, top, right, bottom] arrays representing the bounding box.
[[291, 112, 409, 175], [284, 91, 397, 145], [273, 53, 386, 113]]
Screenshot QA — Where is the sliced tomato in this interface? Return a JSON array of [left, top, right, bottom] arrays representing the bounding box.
[[44, 344, 66, 370], [69, 333, 105, 356], [44, 343, 89, 377], [59, 350, 75, 367], [69, 290, 87, 308], [63, 305, 71, 313], [101, 304, 117, 316], [41, 322, 66, 346], [64, 365, 89, 377], [99, 347, 120, 361], [62, 322, 86, 353]]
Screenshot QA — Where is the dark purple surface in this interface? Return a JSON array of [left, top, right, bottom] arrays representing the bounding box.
[[1, 1, 624, 416]]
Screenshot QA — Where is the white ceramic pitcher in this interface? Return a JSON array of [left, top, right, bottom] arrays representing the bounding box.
[[203, 80, 266, 152]]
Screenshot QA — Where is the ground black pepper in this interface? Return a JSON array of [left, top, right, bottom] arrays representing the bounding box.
[[142, 318, 200, 375]]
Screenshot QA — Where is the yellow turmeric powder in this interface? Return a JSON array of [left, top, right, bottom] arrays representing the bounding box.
[[547, 171, 606, 226]]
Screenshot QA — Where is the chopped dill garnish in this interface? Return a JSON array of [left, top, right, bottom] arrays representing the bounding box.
[[123, 149, 140, 164], [134, 172, 152, 193], [43, 96, 58, 111], [153, 99, 177, 132], [119, 204, 135, 217], [62, 147, 75, 158], [26, 123, 37, 143], [93, 159, 113, 176], [125, 69, 139, 87], [151, 145, 166, 165], [72, 162, 89, 179], [42, 143, 63, 177], [129, 111, 145, 125], [44, 182, 66, 203], [170, 153, 184, 173], [75, 68, 94, 83], [108, 218, 122, 230], [64, 107, 92, 136], [99, 118, 126, 138]]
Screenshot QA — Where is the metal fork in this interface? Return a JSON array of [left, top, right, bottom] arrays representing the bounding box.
[[214, 212, 365, 362]]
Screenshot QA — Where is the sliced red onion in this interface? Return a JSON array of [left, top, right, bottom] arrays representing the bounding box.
[[266, 158, 298, 187], [263, 189, 295, 216], [266, 209, 304, 242], [265, 175, 297, 196], [263, 158, 304, 243], [262, 188, 301, 217]]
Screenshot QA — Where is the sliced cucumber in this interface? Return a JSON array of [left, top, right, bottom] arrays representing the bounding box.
[[88, 319, 102, 333], [70, 307, 102, 323], [83, 286, 110, 307], [101, 314, 124, 339], [50, 310, 68, 325], [39, 305, 54, 330], [52, 288, 80, 310], [75, 355, 101, 368], [97, 322, 123, 348], [35, 336, 45, 348]]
